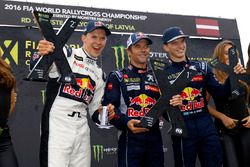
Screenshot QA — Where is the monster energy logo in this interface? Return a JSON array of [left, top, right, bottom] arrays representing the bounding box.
[[112, 45, 129, 70], [41, 89, 46, 105], [93, 145, 104, 162], [209, 58, 219, 66], [0, 40, 18, 65], [0, 127, 3, 136]]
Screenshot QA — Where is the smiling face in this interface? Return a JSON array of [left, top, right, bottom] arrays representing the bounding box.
[[126, 39, 151, 69], [163, 37, 187, 62], [81, 28, 107, 58]]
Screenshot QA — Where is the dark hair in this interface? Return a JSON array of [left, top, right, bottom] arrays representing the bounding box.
[[0, 52, 16, 89], [247, 43, 250, 74]]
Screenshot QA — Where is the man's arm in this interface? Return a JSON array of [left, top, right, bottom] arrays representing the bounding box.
[[101, 72, 130, 130]]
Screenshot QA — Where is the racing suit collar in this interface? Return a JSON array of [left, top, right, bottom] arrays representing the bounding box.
[[128, 64, 148, 74], [171, 56, 190, 68], [82, 48, 98, 61]]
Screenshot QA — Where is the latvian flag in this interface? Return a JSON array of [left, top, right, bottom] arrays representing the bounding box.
[[195, 18, 220, 37]]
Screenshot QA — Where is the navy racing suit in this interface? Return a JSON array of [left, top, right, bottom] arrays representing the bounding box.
[[102, 64, 164, 167], [168, 59, 230, 167]]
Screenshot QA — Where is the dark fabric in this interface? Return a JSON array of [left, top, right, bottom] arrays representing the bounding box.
[[0, 82, 11, 127], [172, 116, 223, 167], [213, 84, 250, 167], [39, 78, 60, 167], [171, 135, 184, 167], [167, 59, 225, 167], [0, 128, 18, 167], [222, 128, 250, 167], [102, 64, 164, 167], [118, 130, 164, 167]]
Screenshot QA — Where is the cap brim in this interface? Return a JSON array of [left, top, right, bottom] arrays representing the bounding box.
[[99, 26, 111, 36], [167, 35, 188, 43], [84, 26, 111, 36], [127, 38, 153, 48]]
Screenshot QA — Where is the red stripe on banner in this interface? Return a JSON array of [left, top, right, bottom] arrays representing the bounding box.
[[195, 18, 220, 36], [195, 18, 218, 26], [196, 29, 220, 36]]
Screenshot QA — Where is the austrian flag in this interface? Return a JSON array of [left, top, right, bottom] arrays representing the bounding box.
[[195, 18, 220, 37]]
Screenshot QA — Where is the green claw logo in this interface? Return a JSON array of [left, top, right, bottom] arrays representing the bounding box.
[[112, 45, 129, 70], [92, 145, 104, 162], [41, 89, 46, 105]]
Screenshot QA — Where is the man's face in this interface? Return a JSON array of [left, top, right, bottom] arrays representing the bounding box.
[[127, 39, 151, 68], [163, 37, 186, 62], [81, 28, 107, 58]]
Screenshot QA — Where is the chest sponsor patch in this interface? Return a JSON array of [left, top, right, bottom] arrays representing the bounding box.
[[191, 75, 203, 82], [145, 85, 159, 92], [74, 54, 83, 61], [127, 85, 140, 91], [73, 60, 84, 69]]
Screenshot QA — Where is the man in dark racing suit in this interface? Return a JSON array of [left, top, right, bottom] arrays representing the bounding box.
[[161, 26, 246, 167], [102, 32, 183, 167]]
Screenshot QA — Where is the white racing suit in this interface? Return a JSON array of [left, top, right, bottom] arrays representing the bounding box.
[[39, 47, 105, 167]]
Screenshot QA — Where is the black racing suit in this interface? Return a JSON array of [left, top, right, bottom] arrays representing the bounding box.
[[0, 83, 18, 167], [102, 64, 164, 167], [213, 84, 250, 167], [168, 59, 230, 167]]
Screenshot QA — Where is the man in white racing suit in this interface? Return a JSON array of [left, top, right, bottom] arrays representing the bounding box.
[[35, 20, 113, 167]]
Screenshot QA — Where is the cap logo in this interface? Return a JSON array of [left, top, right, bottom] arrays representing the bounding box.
[[127, 36, 132, 46], [179, 30, 184, 35], [136, 32, 147, 39], [95, 21, 105, 27]]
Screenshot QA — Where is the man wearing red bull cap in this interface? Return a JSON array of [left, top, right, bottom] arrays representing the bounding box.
[[36, 20, 114, 167], [101, 32, 182, 167], [161, 26, 246, 167]]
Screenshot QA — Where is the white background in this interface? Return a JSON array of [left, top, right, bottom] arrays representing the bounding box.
[[8, 0, 249, 64]]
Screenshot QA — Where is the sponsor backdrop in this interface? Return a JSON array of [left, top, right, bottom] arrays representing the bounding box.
[[0, 1, 243, 167]]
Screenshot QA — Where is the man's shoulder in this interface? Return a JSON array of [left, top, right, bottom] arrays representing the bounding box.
[[108, 68, 128, 82], [189, 60, 208, 72]]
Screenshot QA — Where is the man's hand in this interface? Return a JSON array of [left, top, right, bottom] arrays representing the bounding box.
[[169, 94, 183, 107], [37, 39, 55, 56], [98, 104, 115, 121], [127, 119, 149, 133], [107, 104, 115, 121]]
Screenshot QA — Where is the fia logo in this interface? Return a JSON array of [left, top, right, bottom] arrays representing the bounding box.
[[0, 40, 18, 65]]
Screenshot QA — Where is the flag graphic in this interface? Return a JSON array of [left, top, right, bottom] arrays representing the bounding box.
[[195, 18, 220, 37]]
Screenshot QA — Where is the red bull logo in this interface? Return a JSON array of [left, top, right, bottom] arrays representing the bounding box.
[[63, 84, 83, 98], [130, 94, 156, 108], [128, 94, 156, 117], [128, 108, 150, 117], [76, 78, 95, 92], [179, 98, 205, 111], [180, 87, 202, 101], [180, 87, 204, 112]]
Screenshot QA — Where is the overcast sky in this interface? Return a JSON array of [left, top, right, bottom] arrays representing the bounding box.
[[9, 0, 249, 64]]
